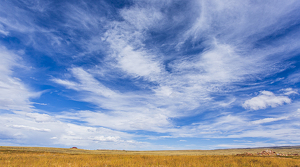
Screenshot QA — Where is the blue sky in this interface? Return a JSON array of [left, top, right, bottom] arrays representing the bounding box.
[[1, 0, 300, 150]]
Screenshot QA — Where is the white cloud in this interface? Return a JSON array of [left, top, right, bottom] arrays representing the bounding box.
[[292, 109, 300, 118], [218, 97, 236, 107], [251, 116, 288, 125], [281, 88, 298, 95], [17, 0, 51, 12], [117, 46, 162, 78], [0, 1, 77, 56], [91, 136, 120, 142], [53, 67, 117, 98], [174, 106, 300, 141], [57, 109, 172, 133], [9, 125, 51, 132], [120, 4, 163, 31], [185, 0, 300, 43], [216, 142, 291, 149], [0, 24, 9, 36], [286, 72, 300, 84], [0, 46, 149, 149], [0, 46, 40, 112], [64, 2, 105, 31], [102, 24, 163, 81], [170, 42, 258, 83], [26, 113, 54, 122], [0, 112, 154, 150], [227, 128, 300, 139], [243, 91, 291, 110], [53, 67, 175, 132], [153, 86, 174, 97]]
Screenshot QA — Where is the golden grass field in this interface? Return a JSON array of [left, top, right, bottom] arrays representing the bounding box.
[[0, 146, 300, 166]]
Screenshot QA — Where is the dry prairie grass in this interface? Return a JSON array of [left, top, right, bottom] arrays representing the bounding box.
[[1, 146, 300, 155], [0, 146, 299, 167]]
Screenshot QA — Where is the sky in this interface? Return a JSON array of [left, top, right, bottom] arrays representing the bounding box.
[[1, 0, 300, 150]]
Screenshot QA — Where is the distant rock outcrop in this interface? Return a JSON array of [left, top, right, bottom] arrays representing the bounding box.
[[236, 149, 299, 156], [257, 150, 276, 156]]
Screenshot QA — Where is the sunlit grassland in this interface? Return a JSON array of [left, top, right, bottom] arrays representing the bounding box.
[[0, 146, 300, 167]]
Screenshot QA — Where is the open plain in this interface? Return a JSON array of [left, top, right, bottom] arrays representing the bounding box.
[[0, 146, 300, 166]]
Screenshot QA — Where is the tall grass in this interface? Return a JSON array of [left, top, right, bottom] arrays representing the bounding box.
[[0, 150, 299, 167], [1, 146, 299, 155]]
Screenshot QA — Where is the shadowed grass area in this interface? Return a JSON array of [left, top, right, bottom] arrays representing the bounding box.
[[0, 146, 300, 167]]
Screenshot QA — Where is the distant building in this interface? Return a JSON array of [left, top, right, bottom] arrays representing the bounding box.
[[71, 147, 77, 149]]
